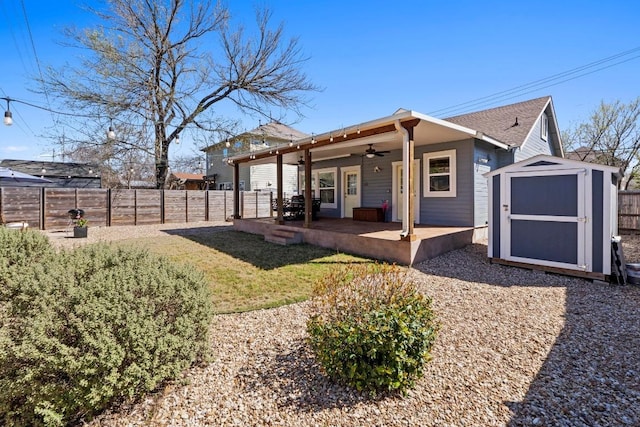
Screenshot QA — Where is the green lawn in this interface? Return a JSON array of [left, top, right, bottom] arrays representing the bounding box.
[[116, 230, 373, 313]]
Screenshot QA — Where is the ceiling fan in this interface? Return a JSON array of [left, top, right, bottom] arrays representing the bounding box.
[[298, 156, 305, 165], [364, 144, 390, 158]]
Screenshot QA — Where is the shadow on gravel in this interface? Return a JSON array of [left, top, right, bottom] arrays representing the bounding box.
[[415, 243, 640, 426], [237, 341, 390, 413]]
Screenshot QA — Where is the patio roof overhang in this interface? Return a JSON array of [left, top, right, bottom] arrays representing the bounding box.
[[227, 109, 510, 166]]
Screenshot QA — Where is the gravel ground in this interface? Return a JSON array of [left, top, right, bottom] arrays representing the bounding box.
[[39, 225, 640, 426]]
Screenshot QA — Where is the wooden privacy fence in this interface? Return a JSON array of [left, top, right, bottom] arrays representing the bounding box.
[[618, 190, 640, 233], [0, 188, 275, 230]]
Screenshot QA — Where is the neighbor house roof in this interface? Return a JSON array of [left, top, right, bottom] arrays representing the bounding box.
[[444, 96, 553, 148], [0, 159, 99, 178], [202, 121, 309, 151], [247, 121, 309, 141], [170, 172, 204, 181]]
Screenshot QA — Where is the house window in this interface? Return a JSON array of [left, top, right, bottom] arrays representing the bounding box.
[[423, 149, 456, 197], [541, 113, 548, 141], [299, 167, 337, 208]]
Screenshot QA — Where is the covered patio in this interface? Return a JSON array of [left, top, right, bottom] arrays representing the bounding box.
[[234, 217, 484, 265]]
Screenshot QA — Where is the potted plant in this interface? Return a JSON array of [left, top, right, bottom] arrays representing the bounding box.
[[73, 218, 88, 238]]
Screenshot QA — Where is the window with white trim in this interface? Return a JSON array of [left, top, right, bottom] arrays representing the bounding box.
[[423, 149, 456, 197], [541, 113, 548, 141], [299, 167, 337, 208]]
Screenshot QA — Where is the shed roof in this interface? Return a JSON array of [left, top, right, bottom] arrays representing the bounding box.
[[483, 154, 622, 178]]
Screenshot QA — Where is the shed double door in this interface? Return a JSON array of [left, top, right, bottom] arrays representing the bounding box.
[[502, 168, 590, 271]]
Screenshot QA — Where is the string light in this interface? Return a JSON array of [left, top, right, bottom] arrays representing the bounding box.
[[3, 98, 12, 126], [107, 118, 116, 140], [311, 133, 316, 144]]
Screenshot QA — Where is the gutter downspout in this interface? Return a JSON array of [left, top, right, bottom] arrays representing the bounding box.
[[395, 120, 410, 237]]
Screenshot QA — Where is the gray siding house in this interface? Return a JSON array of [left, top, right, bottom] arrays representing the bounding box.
[[227, 96, 562, 241], [202, 121, 308, 193]]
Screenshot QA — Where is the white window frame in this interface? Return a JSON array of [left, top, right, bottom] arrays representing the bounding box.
[[423, 149, 456, 198], [299, 167, 338, 209], [541, 113, 548, 141]]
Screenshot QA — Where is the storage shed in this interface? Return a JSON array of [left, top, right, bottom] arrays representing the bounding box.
[[485, 155, 621, 280]]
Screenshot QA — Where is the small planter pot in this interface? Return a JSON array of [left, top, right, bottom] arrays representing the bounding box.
[[73, 226, 88, 238]]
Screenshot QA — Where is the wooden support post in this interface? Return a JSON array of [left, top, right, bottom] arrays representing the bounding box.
[[401, 119, 419, 242], [233, 163, 241, 219], [304, 149, 312, 228], [276, 154, 284, 224]]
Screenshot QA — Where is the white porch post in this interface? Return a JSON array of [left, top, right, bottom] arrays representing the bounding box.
[[396, 119, 419, 241]]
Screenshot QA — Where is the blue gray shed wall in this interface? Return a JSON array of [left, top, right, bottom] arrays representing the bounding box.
[[592, 170, 604, 273], [492, 175, 501, 258]]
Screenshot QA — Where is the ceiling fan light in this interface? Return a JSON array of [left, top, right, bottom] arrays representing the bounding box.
[[366, 153, 375, 159]]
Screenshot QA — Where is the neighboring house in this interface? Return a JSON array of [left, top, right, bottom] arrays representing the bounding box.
[[0, 159, 101, 188], [565, 146, 634, 189], [167, 172, 207, 190], [201, 121, 308, 193], [226, 96, 562, 236]]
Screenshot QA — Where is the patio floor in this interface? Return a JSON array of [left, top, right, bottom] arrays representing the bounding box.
[[234, 217, 485, 265]]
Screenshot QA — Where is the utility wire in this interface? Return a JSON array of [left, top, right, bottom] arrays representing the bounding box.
[[20, 0, 57, 126], [429, 46, 640, 118]]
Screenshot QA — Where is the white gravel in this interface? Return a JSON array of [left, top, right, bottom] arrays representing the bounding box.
[[41, 224, 639, 427]]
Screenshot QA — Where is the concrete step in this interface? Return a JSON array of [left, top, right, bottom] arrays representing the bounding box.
[[265, 228, 303, 245]]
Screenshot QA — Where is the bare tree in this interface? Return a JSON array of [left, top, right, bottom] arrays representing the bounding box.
[[41, 0, 318, 188], [563, 98, 640, 189]]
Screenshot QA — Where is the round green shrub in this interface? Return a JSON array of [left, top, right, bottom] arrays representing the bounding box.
[[0, 243, 213, 427], [307, 264, 438, 395], [0, 227, 53, 269]]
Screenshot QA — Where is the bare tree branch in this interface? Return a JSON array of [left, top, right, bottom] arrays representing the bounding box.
[[563, 98, 640, 189], [38, 0, 319, 188]]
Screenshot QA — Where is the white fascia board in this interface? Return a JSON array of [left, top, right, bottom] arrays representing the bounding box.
[[408, 110, 510, 150]]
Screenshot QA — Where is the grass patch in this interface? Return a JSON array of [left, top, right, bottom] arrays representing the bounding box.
[[116, 230, 373, 313]]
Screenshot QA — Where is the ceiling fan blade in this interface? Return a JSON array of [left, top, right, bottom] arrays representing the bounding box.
[[375, 152, 385, 157]]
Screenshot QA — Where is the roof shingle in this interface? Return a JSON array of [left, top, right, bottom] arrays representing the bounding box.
[[444, 96, 551, 147]]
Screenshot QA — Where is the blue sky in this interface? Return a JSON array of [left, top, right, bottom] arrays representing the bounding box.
[[1, 0, 639, 163]]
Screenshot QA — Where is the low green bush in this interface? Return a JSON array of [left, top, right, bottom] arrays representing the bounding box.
[[0, 243, 213, 427], [0, 227, 54, 269], [307, 264, 438, 395]]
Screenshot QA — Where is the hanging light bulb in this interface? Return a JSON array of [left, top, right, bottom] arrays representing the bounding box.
[[175, 133, 180, 144], [3, 99, 12, 126], [357, 127, 361, 134], [311, 133, 316, 144], [107, 118, 116, 140], [329, 133, 333, 142], [343, 129, 347, 138], [225, 138, 231, 148]]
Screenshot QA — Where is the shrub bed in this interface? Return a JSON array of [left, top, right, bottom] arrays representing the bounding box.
[[307, 263, 438, 395], [0, 238, 213, 427]]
